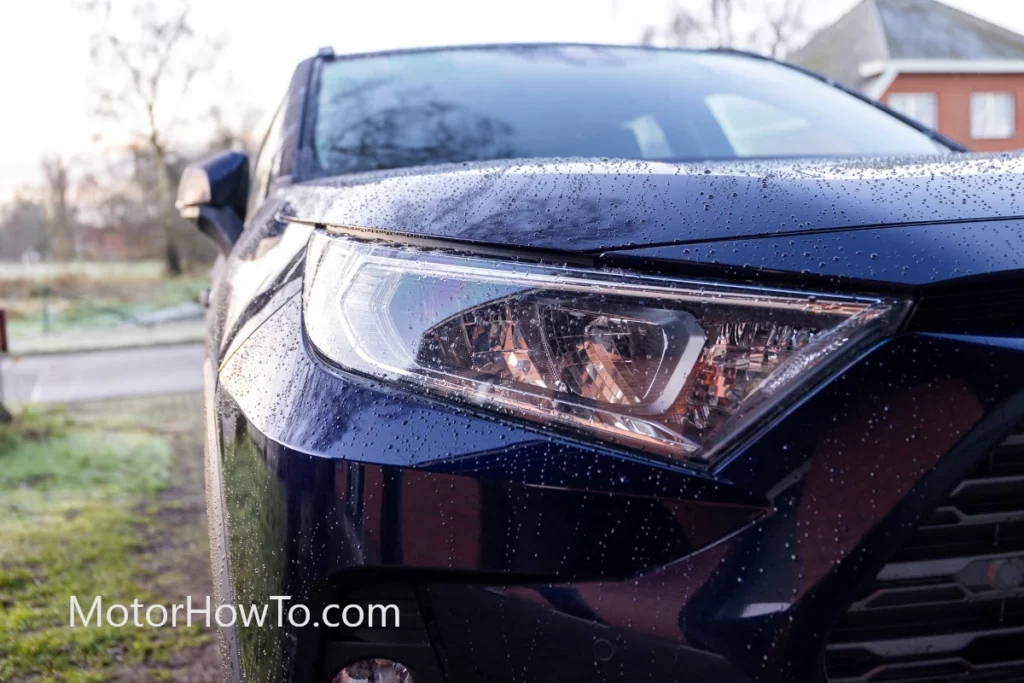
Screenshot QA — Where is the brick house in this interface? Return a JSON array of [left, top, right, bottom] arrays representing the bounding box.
[[790, 0, 1024, 151]]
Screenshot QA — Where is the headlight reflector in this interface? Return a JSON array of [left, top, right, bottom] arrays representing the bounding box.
[[304, 232, 909, 466]]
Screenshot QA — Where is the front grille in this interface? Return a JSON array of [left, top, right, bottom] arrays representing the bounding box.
[[826, 425, 1024, 683]]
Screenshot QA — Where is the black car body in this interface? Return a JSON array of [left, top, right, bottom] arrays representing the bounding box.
[[179, 44, 1024, 683]]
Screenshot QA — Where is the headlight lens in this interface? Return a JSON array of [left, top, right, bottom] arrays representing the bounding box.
[[304, 232, 909, 466]]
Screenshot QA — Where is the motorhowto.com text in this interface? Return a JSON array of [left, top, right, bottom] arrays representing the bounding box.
[[70, 595, 400, 629]]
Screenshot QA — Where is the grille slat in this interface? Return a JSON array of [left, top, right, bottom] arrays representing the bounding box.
[[826, 425, 1024, 683]]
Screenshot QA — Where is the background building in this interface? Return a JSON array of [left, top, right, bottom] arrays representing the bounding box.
[[791, 0, 1024, 151]]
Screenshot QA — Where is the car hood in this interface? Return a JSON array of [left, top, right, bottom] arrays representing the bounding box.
[[279, 153, 1024, 253]]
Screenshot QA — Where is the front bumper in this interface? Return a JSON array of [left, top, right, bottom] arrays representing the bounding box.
[[209, 292, 1024, 683]]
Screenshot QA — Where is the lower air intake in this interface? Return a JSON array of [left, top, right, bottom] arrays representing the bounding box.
[[825, 424, 1024, 683]]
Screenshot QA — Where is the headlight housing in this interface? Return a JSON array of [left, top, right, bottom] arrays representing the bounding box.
[[303, 232, 910, 467]]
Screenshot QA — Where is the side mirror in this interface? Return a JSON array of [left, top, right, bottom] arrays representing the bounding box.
[[176, 151, 249, 256]]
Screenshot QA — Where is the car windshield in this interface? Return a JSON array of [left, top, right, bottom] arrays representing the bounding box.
[[312, 45, 948, 176]]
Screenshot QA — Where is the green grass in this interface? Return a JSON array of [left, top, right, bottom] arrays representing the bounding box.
[[152, 277, 209, 309], [0, 423, 169, 516], [6, 276, 209, 337], [0, 408, 209, 682]]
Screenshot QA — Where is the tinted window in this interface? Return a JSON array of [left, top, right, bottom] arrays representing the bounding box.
[[312, 45, 946, 176]]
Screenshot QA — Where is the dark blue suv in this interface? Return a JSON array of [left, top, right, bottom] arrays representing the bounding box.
[[177, 44, 1024, 683]]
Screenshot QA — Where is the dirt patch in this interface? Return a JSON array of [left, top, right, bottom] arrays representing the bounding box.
[[74, 393, 221, 683]]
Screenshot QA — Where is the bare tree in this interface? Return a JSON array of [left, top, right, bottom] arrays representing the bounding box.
[[86, 0, 220, 275], [711, 0, 739, 47], [0, 196, 49, 261], [41, 155, 75, 260], [762, 0, 806, 60], [641, 0, 806, 58], [208, 104, 265, 159], [642, 5, 708, 47], [642, 0, 741, 49]]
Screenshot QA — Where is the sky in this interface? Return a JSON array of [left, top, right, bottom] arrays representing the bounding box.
[[2, 0, 1024, 200]]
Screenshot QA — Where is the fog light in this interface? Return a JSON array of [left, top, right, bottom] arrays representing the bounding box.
[[334, 658, 414, 683]]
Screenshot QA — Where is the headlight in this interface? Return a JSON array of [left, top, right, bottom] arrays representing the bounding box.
[[303, 232, 910, 467]]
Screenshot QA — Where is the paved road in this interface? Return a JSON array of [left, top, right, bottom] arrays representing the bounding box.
[[1, 343, 205, 405]]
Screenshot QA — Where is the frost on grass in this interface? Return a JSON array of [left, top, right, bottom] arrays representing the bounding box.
[[0, 399, 216, 682]]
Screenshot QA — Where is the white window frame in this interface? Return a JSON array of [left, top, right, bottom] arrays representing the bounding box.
[[971, 92, 1016, 139], [887, 92, 938, 129]]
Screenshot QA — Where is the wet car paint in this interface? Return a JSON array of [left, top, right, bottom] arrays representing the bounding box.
[[280, 155, 1024, 253], [604, 219, 1024, 288], [199, 50, 1024, 683], [208, 206, 1024, 681], [212, 285, 1024, 682]]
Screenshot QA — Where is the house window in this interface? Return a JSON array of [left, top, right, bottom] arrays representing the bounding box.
[[971, 92, 1015, 139], [887, 93, 938, 129]]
